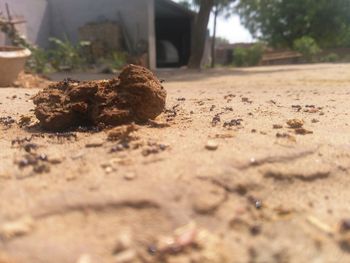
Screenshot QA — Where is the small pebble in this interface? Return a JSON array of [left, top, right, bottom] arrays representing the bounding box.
[[105, 166, 114, 174], [0, 216, 34, 239], [255, 200, 262, 209], [124, 172, 136, 180], [205, 140, 218, 151]]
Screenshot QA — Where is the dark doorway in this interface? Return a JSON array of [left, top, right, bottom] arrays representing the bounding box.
[[155, 0, 193, 68]]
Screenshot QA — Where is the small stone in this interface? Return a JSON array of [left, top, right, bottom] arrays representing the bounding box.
[[255, 201, 262, 209], [105, 166, 114, 174], [0, 216, 34, 239], [287, 119, 304, 128], [124, 172, 136, 180], [311, 119, 319, 123], [85, 138, 104, 148], [192, 195, 224, 214], [205, 140, 218, 151]]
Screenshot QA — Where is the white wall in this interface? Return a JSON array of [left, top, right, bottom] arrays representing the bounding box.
[[0, 0, 50, 47], [0, 0, 156, 68], [47, 0, 150, 46]]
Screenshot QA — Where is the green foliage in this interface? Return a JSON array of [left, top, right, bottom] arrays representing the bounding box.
[[48, 37, 90, 71], [237, 0, 350, 48], [320, 53, 340, 63], [97, 52, 128, 73], [338, 28, 350, 48], [110, 52, 127, 69], [26, 48, 52, 74], [24, 37, 130, 73], [24, 37, 92, 73], [233, 43, 264, 67], [293, 36, 320, 62]]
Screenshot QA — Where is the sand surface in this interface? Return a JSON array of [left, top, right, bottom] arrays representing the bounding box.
[[1, 64, 350, 263]]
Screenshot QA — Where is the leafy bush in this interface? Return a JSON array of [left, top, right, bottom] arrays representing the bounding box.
[[26, 48, 52, 74], [48, 37, 90, 71], [25, 37, 128, 73], [293, 36, 321, 62], [320, 53, 339, 63], [110, 52, 127, 69], [233, 43, 264, 67], [96, 52, 128, 74], [233, 48, 247, 67]]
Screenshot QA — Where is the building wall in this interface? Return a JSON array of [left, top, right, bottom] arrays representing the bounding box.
[[0, 0, 50, 47], [47, 0, 150, 47]]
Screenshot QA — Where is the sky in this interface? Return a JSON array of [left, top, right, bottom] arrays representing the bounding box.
[[173, 0, 253, 43], [208, 14, 253, 43]]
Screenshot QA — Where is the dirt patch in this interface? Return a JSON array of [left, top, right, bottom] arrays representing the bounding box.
[[2, 64, 350, 263], [33, 65, 166, 131], [14, 72, 52, 89]]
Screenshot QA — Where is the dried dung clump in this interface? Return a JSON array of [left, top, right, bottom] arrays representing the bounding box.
[[286, 119, 304, 129], [33, 65, 166, 131]]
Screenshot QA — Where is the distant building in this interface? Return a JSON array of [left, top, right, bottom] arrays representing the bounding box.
[[215, 43, 256, 65], [0, 0, 195, 69]]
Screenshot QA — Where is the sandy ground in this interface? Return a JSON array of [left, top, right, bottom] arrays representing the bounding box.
[[1, 64, 350, 263]]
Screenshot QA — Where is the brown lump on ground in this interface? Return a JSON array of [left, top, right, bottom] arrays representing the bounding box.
[[33, 64, 166, 131]]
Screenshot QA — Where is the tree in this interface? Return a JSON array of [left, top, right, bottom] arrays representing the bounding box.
[[183, 0, 235, 69], [237, 0, 350, 48], [210, 1, 235, 68], [187, 0, 215, 68]]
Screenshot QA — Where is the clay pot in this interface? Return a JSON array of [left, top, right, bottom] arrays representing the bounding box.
[[0, 46, 31, 87]]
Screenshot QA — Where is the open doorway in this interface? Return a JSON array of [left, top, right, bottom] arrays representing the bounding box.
[[155, 0, 194, 68]]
